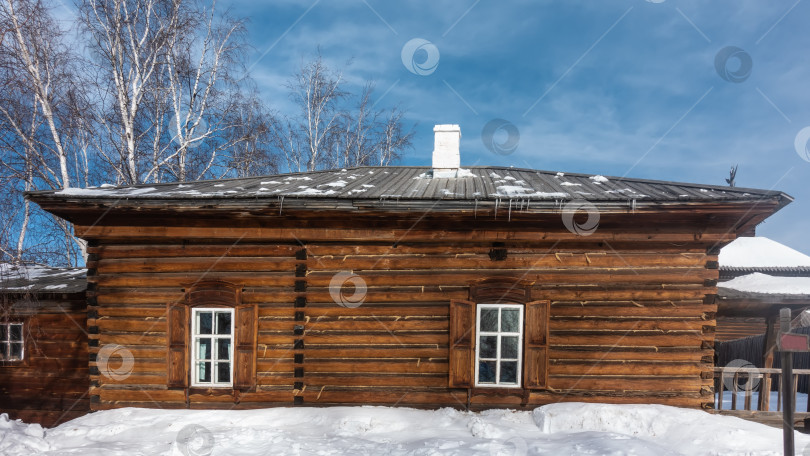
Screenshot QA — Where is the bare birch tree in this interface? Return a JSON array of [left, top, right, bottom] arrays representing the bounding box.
[[0, 0, 91, 265], [78, 0, 182, 184], [272, 55, 413, 172]]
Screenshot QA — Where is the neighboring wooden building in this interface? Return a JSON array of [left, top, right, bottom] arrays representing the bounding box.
[[26, 126, 792, 412], [715, 237, 810, 342], [0, 263, 88, 426]]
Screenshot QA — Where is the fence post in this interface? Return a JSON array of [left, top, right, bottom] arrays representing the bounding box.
[[780, 308, 794, 456]]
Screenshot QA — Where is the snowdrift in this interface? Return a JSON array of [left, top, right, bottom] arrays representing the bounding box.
[[1, 403, 806, 455]]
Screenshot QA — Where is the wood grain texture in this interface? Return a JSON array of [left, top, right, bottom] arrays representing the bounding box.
[[79, 214, 720, 411]]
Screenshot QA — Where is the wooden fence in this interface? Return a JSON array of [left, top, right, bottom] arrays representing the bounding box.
[[714, 366, 810, 412]]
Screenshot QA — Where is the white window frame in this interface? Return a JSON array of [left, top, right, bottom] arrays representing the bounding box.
[[474, 303, 523, 388], [1, 322, 24, 361], [191, 308, 234, 388]]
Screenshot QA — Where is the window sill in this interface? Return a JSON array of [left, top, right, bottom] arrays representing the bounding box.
[[188, 387, 236, 396], [470, 387, 525, 396]]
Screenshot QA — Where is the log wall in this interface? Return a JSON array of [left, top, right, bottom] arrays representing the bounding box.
[[81, 217, 721, 412], [715, 317, 767, 342], [0, 292, 89, 426]]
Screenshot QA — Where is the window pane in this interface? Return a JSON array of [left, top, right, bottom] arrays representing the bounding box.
[[200, 361, 211, 383], [0, 343, 7, 359], [10, 343, 22, 359], [479, 336, 497, 359], [500, 361, 518, 384], [198, 338, 212, 360], [217, 362, 230, 383], [0, 325, 6, 340], [217, 339, 231, 360], [501, 309, 519, 332], [478, 361, 496, 383], [480, 308, 498, 332], [216, 312, 232, 335], [9, 324, 22, 341], [197, 312, 213, 335], [501, 336, 519, 359]]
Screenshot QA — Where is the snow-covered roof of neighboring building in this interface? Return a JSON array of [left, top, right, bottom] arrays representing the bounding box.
[[718, 272, 810, 298], [719, 237, 810, 269], [0, 263, 86, 293]]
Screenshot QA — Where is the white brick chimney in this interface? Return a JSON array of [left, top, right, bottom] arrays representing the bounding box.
[[432, 124, 461, 172]]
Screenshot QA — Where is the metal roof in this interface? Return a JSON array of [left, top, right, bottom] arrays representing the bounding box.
[[31, 166, 790, 206], [0, 263, 87, 294]]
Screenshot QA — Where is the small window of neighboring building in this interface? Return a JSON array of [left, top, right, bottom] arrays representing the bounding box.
[[190, 308, 234, 387], [475, 304, 523, 387], [1, 322, 24, 361]]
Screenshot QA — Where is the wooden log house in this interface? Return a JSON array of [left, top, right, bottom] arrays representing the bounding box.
[[25, 125, 793, 413], [0, 264, 89, 426]]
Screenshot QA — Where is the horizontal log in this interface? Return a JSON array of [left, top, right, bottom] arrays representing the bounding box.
[[92, 273, 297, 288], [550, 319, 710, 331], [303, 319, 448, 331], [550, 347, 712, 361], [306, 253, 709, 270], [91, 244, 300, 258], [99, 334, 167, 346], [74, 224, 736, 243], [96, 257, 301, 274], [551, 361, 705, 376], [302, 347, 447, 358], [300, 332, 447, 345], [97, 318, 166, 332], [549, 375, 706, 391], [305, 360, 448, 374], [88, 242, 711, 259], [551, 302, 715, 318], [305, 269, 714, 287], [303, 374, 446, 387], [98, 388, 185, 403], [549, 332, 708, 347]]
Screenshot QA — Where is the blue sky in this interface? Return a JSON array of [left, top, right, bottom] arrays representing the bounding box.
[[62, 0, 810, 254]]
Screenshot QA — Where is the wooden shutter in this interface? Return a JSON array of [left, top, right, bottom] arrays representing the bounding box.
[[449, 299, 475, 388], [234, 304, 257, 391], [524, 300, 550, 389], [167, 303, 188, 388]]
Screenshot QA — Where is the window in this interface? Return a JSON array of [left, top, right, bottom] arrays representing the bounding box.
[[449, 295, 548, 391], [1, 322, 24, 361], [167, 281, 256, 391], [475, 304, 523, 387], [191, 308, 234, 387]]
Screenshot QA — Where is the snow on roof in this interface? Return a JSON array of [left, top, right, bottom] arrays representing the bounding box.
[[0, 263, 86, 293], [29, 166, 789, 206], [719, 272, 810, 296], [719, 237, 810, 268]]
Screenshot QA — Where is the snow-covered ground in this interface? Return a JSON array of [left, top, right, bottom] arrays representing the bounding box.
[[1, 403, 807, 455]]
